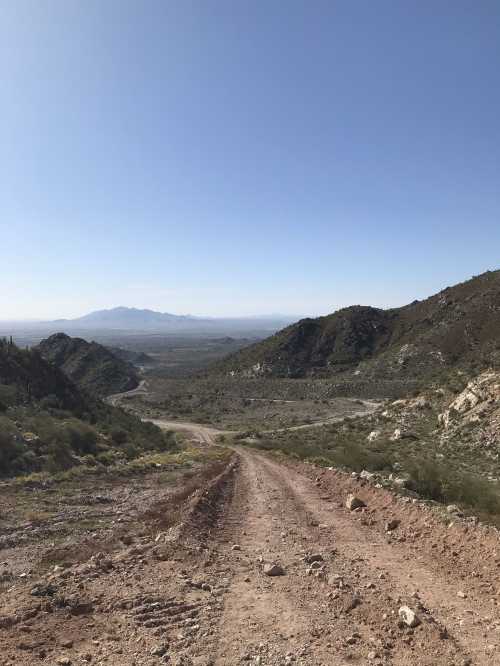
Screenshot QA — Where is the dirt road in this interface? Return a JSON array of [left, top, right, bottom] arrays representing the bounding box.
[[145, 399, 379, 441], [209, 448, 491, 665], [148, 418, 228, 445], [107, 379, 149, 407], [2, 439, 500, 665]]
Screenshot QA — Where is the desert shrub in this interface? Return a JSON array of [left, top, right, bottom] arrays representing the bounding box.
[[407, 459, 500, 517], [63, 420, 98, 455], [0, 384, 17, 408], [0, 432, 27, 475], [111, 428, 128, 444], [330, 441, 392, 473], [406, 459, 444, 501], [46, 438, 74, 472], [95, 450, 116, 466], [156, 430, 178, 452], [123, 441, 140, 460], [0, 417, 29, 474]]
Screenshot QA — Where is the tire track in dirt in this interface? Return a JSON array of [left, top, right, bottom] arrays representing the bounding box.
[[205, 448, 493, 665]]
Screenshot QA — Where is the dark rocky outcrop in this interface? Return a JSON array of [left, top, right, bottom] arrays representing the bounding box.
[[37, 333, 139, 397]]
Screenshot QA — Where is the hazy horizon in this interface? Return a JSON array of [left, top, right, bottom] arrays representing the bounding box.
[[2, 265, 498, 323], [2, 2, 499, 320]]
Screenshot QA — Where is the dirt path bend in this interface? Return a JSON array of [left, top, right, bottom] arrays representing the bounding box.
[[145, 398, 379, 443], [107, 379, 148, 406], [148, 418, 229, 446]]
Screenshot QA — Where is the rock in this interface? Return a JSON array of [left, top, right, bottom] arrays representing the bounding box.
[[231, 544, 241, 551], [345, 494, 366, 511], [457, 590, 467, 599], [150, 644, 168, 657], [263, 562, 285, 576], [309, 561, 323, 571], [386, 519, 401, 532], [56, 658, 72, 666], [304, 553, 324, 564], [398, 606, 421, 628], [391, 428, 402, 441], [446, 505, 463, 516], [390, 428, 418, 442], [367, 430, 380, 442], [412, 396, 431, 410], [60, 639, 73, 649], [360, 470, 375, 481], [30, 582, 57, 597]]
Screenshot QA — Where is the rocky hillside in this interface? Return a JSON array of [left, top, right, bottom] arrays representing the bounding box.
[[37, 333, 139, 397], [438, 370, 500, 455], [0, 338, 84, 411], [0, 337, 171, 477], [218, 269, 500, 381]]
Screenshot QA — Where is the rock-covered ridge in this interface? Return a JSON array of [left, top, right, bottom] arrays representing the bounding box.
[[438, 370, 500, 451], [216, 269, 500, 380], [37, 333, 139, 397]]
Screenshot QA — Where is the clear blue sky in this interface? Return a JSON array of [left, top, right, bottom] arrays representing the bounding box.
[[1, 1, 499, 319]]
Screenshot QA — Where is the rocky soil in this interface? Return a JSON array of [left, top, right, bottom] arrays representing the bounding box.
[[2, 434, 500, 665]]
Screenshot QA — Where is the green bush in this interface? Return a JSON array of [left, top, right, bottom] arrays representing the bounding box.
[[0, 432, 28, 475], [406, 459, 500, 517], [63, 420, 98, 455], [96, 450, 116, 466], [46, 438, 74, 473]]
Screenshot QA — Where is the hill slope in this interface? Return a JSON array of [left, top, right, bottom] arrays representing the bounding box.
[[37, 333, 139, 397], [0, 338, 85, 411], [0, 338, 170, 477], [217, 270, 500, 380]]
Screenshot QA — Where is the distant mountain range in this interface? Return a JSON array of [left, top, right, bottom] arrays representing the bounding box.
[[54, 307, 195, 329], [216, 269, 500, 382], [49, 307, 297, 333]]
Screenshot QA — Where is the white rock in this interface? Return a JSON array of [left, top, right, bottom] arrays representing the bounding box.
[[390, 428, 402, 441], [398, 605, 421, 627], [360, 470, 375, 481]]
